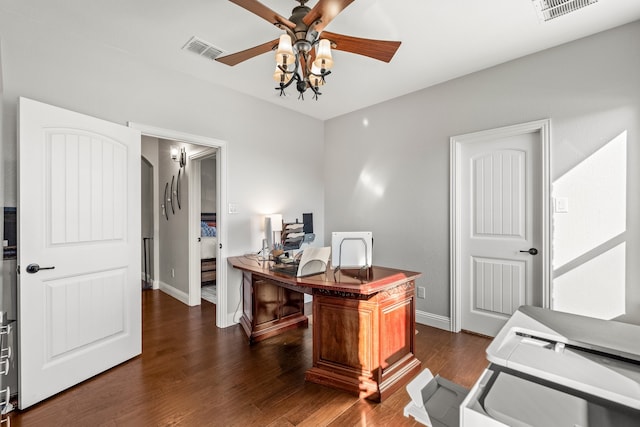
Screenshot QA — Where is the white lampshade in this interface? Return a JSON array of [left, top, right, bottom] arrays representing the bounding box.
[[268, 214, 283, 232], [275, 34, 295, 67], [273, 65, 293, 84], [313, 39, 333, 70]]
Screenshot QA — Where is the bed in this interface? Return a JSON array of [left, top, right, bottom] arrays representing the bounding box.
[[201, 213, 217, 284]]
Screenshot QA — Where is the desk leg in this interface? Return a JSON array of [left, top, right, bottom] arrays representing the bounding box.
[[305, 281, 421, 402]]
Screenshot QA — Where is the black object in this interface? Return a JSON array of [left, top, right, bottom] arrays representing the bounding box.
[[303, 213, 313, 234], [163, 183, 169, 220], [170, 176, 175, 214], [177, 170, 182, 209], [271, 262, 300, 277], [3, 207, 16, 259], [26, 263, 55, 274], [520, 248, 539, 255]]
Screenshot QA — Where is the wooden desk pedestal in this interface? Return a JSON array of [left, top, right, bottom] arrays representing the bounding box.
[[306, 282, 421, 402], [229, 256, 421, 402], [239, 272, 308, 344]]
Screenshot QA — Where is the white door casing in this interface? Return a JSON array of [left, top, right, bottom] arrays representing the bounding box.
[[450, 120, 551, 336], [189, 156, 203, 305], [18, 97, 141, 408]]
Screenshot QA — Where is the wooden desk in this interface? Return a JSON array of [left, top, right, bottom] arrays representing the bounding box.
[[228, 255, 422, 402]]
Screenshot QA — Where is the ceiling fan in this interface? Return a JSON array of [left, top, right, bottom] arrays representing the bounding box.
[[216, 0, 402, 100]]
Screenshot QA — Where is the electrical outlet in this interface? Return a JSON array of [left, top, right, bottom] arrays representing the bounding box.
[[417, 287, 426, 299]]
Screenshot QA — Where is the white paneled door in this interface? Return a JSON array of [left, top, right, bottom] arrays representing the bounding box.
[[460, 131, 542, 336], [18, 97, 141, 408]]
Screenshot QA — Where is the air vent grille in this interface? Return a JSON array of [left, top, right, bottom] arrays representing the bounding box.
[[533, 0, 598, 22], [182, 36, 224, 61]]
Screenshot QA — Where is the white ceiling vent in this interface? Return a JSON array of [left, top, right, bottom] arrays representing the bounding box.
[[182, 36, 224, 61], [532, 0, 598, 22]]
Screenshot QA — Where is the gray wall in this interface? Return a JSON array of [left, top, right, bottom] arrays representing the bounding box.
[[157, 139, 199, 295], [141, 137, 160, 287], [3, 4, 638, 327], [0, 12, 325, 324], [0, 39, 4, 249], [141, 136, 196, 294], [324, 21, 640, 324], [201, 158, 216, 214], [141, 152, 154, 282]]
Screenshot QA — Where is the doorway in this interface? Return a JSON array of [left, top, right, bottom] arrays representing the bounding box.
[[129, 122, 230, 329], [200, 154, 217, 304], [189, 151, 218, 305], [450, 119, 552, 336]]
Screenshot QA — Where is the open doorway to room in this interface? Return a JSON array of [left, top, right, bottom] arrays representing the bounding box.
[[197, 153, 218, 305], [132, 122, 229, 328]]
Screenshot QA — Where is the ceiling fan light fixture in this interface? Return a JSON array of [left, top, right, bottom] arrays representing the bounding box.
[[313, 39, 333, 70], [219, 0, 401, 101], [275, 34, 295, 66]]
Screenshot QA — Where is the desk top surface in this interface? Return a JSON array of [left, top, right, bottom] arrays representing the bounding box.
[[228, 255, 421, 296]]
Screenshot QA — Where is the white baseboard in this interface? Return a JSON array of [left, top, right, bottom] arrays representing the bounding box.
[[159, 281, 189, 305], [159, 281, 238, 324], [157, 286, 450, 330], [416, 309, 451, 331]]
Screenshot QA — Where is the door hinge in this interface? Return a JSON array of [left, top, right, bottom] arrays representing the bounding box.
[[16, 265, 20, 275]]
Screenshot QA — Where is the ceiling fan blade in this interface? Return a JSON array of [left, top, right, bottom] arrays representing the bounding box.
[[216, 38, 279, 66], [229, 0, 296, 29], [303, 0, 355, 32], [320, 31, 401, 63]]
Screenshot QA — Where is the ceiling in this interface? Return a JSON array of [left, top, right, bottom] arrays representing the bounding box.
[[4, 0, 640, 120]]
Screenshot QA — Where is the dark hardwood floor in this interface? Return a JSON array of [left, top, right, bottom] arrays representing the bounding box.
[[9, 290, 490, 426]]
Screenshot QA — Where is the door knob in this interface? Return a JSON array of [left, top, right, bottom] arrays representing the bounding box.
[[519, 248, 538, 255], [25, 263, 56, 274]]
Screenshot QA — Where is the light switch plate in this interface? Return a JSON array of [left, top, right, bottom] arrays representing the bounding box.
[[555, 197, 569, 213]]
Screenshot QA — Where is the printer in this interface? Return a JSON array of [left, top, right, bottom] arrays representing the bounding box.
[[460, 305, 640, 426], [404, 306, 640, 426]]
